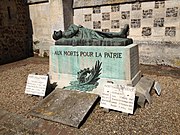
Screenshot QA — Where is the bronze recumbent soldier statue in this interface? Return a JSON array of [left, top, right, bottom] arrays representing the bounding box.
[[52, 24, 133, 46]]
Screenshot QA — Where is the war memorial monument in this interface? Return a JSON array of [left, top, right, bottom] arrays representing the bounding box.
[[50, 24, 141, 94], [29, 24, 160, 127]]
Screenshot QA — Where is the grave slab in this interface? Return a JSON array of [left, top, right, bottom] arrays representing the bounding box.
[[135, 76, 155, 107], [29, 88, 99, 128]]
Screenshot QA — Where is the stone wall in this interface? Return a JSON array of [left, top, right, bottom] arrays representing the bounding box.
[[73, 0, 180, 67], [73, 0, 137, 8], [0, 0, 32, 65], [29, 0, 73, 57]]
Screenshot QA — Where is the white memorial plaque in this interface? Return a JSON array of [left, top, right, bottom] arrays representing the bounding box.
[[25, 74, 48, 96], [100, 83, 135, 114]]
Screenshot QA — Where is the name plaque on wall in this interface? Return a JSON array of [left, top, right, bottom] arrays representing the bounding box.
[[100, 83, 135, 114], [25, 74, 48, 96]]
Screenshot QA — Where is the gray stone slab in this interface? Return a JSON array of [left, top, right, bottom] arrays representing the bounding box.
[[136, 93, 146, 108], [29, 88, 99, 128], [154, 81, 161, 96], [135, 77, 155, 107]]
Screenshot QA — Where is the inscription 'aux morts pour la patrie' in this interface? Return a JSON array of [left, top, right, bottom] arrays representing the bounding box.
[[54, 50, 122, 59]]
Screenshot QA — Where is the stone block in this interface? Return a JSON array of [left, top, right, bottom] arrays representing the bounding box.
[[152, 27, 165, 37], [74, 9, 83, 25], [92, 14, 102, 21], [164, 17, 179, 27], [120, 20, 130, 28], [49, 44, 141, 95], [74, 9, 83, 16], [154, 8, 166, 18], [120, 3, 131, 11], [165, 0, 180, 8], [101, 5, 111, 13], [131, 10, 141, 19], [83, 21, 93, 29], [141, 1, 154, 9], [141, 18, 153, 27], [101, 21, 111, 29], [82, 8, 92, 14], [110, 12, 120, 20], [135, 76, 155, 107], [129, 28, 141, 36]]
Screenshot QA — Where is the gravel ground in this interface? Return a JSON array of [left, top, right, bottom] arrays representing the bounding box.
[[0, 57, 179, 135]]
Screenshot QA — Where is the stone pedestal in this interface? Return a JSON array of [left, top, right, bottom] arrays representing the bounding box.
[[49, 44, 141, 95]]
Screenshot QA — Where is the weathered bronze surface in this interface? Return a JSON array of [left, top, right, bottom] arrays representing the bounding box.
[[64, 60, 102, 91], [29, 88, 99, 128], [53, 24, 133, 46]]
